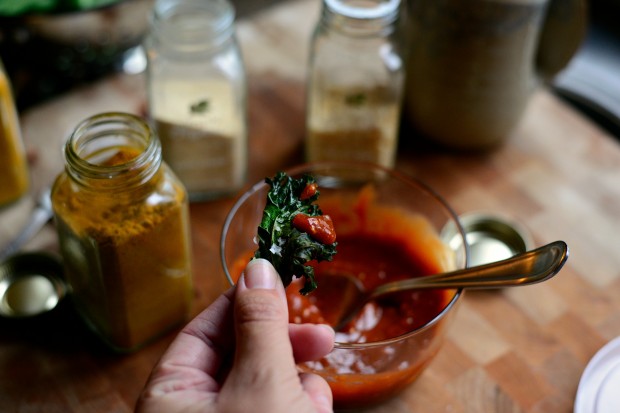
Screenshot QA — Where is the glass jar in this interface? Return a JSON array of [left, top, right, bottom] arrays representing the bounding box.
[[144, 0, 248, 201], [51, 112, 193, 352], [305, 0, 405, 169], [0, 58, 29, 206]]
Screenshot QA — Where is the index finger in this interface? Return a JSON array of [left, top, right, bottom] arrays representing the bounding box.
[[149, 287, 236, 387]]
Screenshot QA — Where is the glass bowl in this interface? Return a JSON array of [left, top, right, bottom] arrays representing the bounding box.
[[220, 161, 469, 410]]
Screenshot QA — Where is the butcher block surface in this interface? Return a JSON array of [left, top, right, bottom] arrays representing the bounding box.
[[1, 1, 620, 412]]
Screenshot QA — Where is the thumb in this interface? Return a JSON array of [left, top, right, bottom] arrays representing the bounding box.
[[229, 259, 298, 390]]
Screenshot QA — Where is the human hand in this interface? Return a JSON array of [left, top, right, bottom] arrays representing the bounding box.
[[136, 258, 335, 413]]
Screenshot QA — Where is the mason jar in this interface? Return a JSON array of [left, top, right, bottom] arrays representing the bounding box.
[[144, 0, 248, 201], [0, 58, 29, 206], [51, 112, 193, 352], [306, 0, 405, 169]]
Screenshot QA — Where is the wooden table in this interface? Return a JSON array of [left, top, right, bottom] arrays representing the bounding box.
[[2, 0, 620, 411]]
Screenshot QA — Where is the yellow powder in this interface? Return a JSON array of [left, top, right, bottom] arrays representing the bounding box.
[[52, 147, 192, 351], [0, 69, 29, 206], [306, 85, 401, 168]]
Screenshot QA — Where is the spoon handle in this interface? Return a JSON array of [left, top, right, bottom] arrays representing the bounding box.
[[0, 189, 53, 261], [370, 240, 569, 299]]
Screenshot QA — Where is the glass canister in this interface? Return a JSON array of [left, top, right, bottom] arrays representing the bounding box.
[[305, 0, 405, 169], [0, 58, 29, 206], [50, 112, 193, 352], [403, 0, 586, 150], [144, 0, 248, 201]]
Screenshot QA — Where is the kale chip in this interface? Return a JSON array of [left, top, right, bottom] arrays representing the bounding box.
[[253, 171, 337, 295]]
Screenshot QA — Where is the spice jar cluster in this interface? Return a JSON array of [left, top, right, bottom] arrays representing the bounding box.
[[2, 0, 408, 353], [49, 0, 247, 352]]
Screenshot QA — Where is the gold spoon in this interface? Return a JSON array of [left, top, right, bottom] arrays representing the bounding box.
[[315, 240, 569, 331]]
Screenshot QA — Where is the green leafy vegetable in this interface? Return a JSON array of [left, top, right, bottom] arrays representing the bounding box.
[[190, 99, 210, 114], [0, 0, 118, 16], [254, 172, 337, 295], [344, 92, 367, 106]]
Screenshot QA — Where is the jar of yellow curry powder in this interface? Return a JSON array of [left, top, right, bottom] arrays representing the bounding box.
[[51, 112, 193, 352], [0, 58, 29, 206]]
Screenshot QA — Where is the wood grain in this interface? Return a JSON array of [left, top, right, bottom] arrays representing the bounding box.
[[1, 0, 620, 411], [2, 73, 619, 413]]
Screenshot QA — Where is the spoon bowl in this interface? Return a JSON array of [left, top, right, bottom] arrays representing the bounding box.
[[316, 240, 569, 331]]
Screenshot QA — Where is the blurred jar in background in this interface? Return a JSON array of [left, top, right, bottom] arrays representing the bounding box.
[[0, 58, 29, 206], [0, 0, 154, 110], [306, 0, 405, 169], [144, 0, 248, 201], [404, 0, 587, 150]]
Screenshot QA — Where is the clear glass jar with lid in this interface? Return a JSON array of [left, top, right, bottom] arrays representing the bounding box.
[[305, 0, 405, 169], [51, 112, 193, 352], [144, 0, 248, 201], [0, 58, 29, 206]]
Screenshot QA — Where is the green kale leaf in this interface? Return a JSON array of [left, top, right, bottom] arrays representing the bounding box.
[[254, 171, 337, 295]]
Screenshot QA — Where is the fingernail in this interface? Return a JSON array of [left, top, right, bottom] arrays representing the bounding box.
[[243, 258, 278, 290], [319, 324, 336, 338]]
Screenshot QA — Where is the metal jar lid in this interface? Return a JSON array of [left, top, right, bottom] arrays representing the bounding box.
[[0, 252, 68, 318], [442, 212, 533, 267]]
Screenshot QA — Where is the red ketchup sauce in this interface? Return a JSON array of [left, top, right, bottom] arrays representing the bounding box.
[[292, 213, 337, 245], [289, 233, 447, 340]]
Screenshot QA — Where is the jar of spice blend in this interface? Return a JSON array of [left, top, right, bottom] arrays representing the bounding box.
[[0, 58, 29, 206], [51, 112, 193, 352], [305, 0, 405, 168], [145, 0, 248, 201]]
